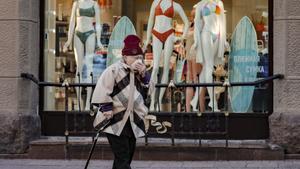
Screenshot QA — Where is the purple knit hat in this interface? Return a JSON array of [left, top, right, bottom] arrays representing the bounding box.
[[122, 35, 143, 56]]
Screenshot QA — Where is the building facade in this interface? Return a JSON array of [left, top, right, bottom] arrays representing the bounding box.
[[0, 0, 40, 153], [270, 0, 300, 154], [0, 0, 299, 155]]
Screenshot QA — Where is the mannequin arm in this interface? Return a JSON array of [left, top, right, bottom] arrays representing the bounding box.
[[144, 1, 157, 50], [94, 1, 103, 49], [175, 3, 189, 40], [63, 1, 77, 52], [217, 0, 226, 59]]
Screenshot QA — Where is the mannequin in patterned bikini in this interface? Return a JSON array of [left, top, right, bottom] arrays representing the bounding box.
[[192, 0, 226, 112], [144, 0, 189, 111], [63, 0, 103, 110]]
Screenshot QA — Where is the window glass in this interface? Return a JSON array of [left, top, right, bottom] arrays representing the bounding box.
[[43, 0, 269, 113]]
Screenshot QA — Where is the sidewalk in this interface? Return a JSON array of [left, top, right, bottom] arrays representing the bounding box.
[[0, 159, 300, 169]]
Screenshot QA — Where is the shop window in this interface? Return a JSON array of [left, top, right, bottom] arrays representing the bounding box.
[[42, 0, 270, 113]]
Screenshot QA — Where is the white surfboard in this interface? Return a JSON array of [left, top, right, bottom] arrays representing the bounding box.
[[106, 16, 137, 67], [229, 16, 259, 113]]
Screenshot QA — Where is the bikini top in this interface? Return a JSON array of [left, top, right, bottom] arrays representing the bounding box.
[[155, 0, 174, 18], [202, 1, 221, 16], [77, 2, 95, 17]]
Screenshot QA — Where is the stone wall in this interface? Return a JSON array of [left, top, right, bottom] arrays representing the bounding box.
[[0, 0, 40, 153], [270, 0, 300, 154]]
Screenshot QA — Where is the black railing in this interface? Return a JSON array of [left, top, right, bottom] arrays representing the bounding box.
[[21, 73, 283, 158], [145, 74, 283, 146]]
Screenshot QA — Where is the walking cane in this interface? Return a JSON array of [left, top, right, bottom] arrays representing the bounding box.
[[84, 118, 111, 169]]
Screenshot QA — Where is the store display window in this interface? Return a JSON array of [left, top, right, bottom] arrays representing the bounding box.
[[42, 0, 270, 113]]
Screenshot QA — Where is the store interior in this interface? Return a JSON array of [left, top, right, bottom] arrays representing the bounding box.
[[43, 0, 269, 113]]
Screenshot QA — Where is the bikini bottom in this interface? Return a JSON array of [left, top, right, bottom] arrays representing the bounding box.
[[152, 29, 174, 48], [202, 30, 220, 43], [76, 30, 95, 44], [75, 30, 95, 55]]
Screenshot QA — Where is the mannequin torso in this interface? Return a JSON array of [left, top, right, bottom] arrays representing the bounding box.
[[153, 0, 174, 32], [75, 0, 96, 32], [193, 0, 225, 53], [201, 0, 222, 39], [145, 0, 189, 46]]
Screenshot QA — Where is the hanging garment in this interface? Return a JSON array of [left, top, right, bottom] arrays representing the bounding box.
[[93, 50, 107, 83]]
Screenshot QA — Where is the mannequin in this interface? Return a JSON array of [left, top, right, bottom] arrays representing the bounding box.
[[185, 7, 206, 112], [144, 0, 189, 111], [63, 0, 103, 110], [192, 0, 226, 112]]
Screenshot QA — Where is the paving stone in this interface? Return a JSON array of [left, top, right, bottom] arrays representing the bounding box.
[[182, 161, 215, 168], [246, 161, 279, 168]]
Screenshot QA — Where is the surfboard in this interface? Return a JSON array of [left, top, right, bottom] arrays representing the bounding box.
[[229, 16, 259, 113], [106, 16, 137, 67]]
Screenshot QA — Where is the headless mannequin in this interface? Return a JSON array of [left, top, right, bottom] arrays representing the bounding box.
[[185, 8, 206, 112], [144, 0, 189, 111], [63, 0, 103, 111], [192, 0, 226, 112]]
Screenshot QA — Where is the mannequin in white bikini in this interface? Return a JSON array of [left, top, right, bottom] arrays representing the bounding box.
[[192, 0, 226, 112], [63, 0, 103, 110], [144, 0, 189, 111]]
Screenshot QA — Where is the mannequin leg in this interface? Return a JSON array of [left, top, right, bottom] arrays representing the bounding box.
[[197, 64, 206, 112], [195, 62, 207, 112], [74, 35, 85, 110], [190, 60, 205, 111], [150, 36, 163, 111], [190, 59, 203, 111], [84, 33, 96, 110], [193, 60, 202, 82], [201, 32, 219, 112], [190, 91, 198, 111], [199, 87, 206, 112], [185, 60, 193, 112], [159, 35, 174, 110]]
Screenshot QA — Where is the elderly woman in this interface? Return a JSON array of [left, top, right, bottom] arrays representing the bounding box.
[[91, 35, 150, 169]]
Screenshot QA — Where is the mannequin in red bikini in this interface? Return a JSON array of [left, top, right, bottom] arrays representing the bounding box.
[[144, 0, 189, 111]]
